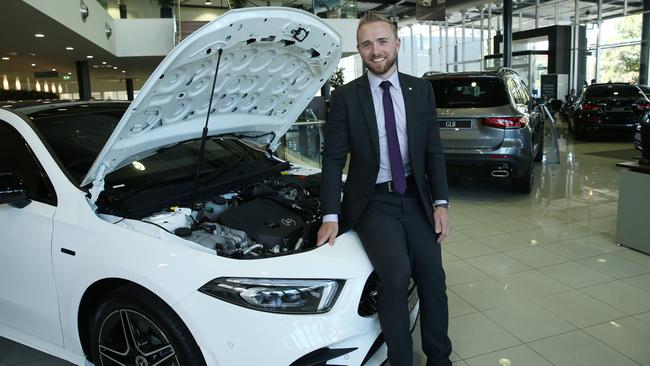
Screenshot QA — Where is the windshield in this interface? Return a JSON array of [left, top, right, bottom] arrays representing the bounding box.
[[29, 104, 126, 184], [29, 103, 268, 187], [584, 85, 644, 99], [105, 137, 265, 189], [430, 78, 510, 108]]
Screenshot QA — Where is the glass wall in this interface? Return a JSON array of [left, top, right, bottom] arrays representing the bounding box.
[[586, 13, 642, 84]]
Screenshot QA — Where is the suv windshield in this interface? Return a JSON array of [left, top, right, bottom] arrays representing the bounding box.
[[584, 85, 643, 99], [430, 78, 510, 108]]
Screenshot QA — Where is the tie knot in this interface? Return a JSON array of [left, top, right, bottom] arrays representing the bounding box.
[[380, 80, 392, 90]]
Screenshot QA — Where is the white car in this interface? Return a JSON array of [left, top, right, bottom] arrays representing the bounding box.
[[0, 7, 418, 366]]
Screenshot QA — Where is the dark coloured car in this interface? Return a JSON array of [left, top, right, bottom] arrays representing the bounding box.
[[569, 83, 650, 139], [424, 68, 545, 193]]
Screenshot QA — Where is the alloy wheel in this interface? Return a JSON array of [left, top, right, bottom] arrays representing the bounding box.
[[97, 309, 180, 366]]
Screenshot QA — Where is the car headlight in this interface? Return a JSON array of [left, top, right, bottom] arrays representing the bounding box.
[[198, 277, 345, 314]]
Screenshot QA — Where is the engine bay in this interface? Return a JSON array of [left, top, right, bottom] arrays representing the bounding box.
[[112, 172, 323, 259]]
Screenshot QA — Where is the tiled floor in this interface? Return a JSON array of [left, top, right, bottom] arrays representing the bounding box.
[[2, 119, 649, 365]]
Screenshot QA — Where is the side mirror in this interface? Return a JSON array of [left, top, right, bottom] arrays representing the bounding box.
[[0, 172, 31, 208]]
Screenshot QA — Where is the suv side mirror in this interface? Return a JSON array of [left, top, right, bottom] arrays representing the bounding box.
[[0, 172, 31, 208]]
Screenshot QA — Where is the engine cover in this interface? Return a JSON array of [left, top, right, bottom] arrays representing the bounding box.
[[217, 198, 305, 250]]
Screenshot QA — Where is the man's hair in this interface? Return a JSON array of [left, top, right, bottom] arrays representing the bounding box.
[[357, 11, 398, 39]]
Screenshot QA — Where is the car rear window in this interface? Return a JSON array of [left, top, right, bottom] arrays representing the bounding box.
[[584, 85, 643, 98], [430, 78, 510, 108]]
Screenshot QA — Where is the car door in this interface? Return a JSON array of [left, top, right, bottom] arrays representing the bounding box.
[[0, 121, 63, 346]]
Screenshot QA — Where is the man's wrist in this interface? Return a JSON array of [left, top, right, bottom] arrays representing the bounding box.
[[322, 214, 339, 223], [433, 200, 449, 209]]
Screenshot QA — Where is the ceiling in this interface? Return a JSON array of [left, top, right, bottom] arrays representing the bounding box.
[[0, 0, 643, 95]]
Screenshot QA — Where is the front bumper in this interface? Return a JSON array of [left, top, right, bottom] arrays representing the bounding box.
[[178, 274, 419, 366]]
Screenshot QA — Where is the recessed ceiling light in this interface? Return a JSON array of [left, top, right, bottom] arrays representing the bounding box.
[[34, 33, 45, 38], [86, 55, 94, 59], [102, 61, 107, 65], [31, 63, 36, 67], [51, 68, 56, 71], [65, 47, 74, 50], [122, 70, 126, 73], [113, 66, 117, 69], [1, 57, 9, 60]]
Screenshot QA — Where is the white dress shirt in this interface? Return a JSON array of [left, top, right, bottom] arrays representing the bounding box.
[[322, 70, 447, 224]]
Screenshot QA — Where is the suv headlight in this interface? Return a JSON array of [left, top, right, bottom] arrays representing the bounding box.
[[199, 278, 345, 314]]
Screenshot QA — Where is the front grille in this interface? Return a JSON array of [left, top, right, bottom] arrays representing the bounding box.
[[358, 272, 416, 317], [358, 272, 379, 317]]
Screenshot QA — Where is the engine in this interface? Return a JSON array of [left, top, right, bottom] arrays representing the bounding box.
[[139, 174, 322, 258]]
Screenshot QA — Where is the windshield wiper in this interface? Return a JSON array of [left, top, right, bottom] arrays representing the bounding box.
[[199, 151, 252, 185]]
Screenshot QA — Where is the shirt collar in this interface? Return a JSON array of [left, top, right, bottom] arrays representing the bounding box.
[[368, 69, 401, 93]]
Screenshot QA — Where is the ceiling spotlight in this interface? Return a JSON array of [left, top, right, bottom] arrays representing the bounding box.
[[65, 46, 74, 50], [86, 55, 94, 59], [34, 33, 45, 38], [31, 63, 36, 67], [67, 72, 72, 75], [102, 61, 107, 65], [122, 70, 126, 73], [1, 57, 9, 61], [51, 68, 56, 71], [113, 66, 117, 69]]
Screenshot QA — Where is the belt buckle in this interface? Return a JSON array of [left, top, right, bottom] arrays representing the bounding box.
[[387, 181, 394, 193]]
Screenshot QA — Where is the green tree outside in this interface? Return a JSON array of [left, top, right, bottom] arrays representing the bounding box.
[[599, 14, 641, 84]]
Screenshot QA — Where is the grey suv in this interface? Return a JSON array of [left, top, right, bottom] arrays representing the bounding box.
[[424, 68, 544, 193]]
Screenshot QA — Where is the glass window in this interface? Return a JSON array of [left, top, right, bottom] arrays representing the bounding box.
[[584, 84, 644, 98], [430, 78, 509, 108], [507, 78, 527, 105], [0, 122, 56, 205], [29, 104, 126, 184]]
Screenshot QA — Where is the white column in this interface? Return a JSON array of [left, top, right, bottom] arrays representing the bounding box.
[[595, 0, 602, 83], [571, 0, 580, 90], [488, 4, 493, 55], [429, 24, 434, 70], [478, 9, 485, 71], [445, 18, 449, 72], [461, 11, 466, 71], [410, 25, 416, 75], [439, 24, 444, 71]]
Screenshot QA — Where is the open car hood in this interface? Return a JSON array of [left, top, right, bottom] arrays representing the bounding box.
[[82, 7, 341, 188]]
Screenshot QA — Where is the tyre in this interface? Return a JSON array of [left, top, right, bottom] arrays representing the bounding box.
[[512, 162, 533, 193], [90, 286, 206, 366]]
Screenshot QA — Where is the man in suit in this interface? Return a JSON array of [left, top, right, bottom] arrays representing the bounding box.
[[316, 11, 452, 366]]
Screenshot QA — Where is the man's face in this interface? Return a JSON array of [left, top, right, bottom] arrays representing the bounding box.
[[357, 21, 400, 78]]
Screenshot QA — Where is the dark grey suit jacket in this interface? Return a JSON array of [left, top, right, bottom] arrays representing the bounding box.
[[320, 72, 449, 233]]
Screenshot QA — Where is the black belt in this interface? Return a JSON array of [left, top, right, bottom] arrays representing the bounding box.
[[375, 175, 415, 193]]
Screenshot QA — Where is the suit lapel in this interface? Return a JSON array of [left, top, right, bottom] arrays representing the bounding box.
[[356, 75, 380, 164], [399, 73, 418, 163]]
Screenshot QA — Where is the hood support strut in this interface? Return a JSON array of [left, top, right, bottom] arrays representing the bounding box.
[[190, 48, 224, 211]]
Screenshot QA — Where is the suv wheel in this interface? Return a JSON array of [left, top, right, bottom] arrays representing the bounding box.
[[90, 286, 206, 366], [512, 162, 533, 193]]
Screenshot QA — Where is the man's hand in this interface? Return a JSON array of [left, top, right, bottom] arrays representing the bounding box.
[[433, 207, 450, 243], [317, 222, 339, 246]]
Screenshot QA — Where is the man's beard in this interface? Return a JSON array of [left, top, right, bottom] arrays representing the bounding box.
[[363, 52, 397, 76]]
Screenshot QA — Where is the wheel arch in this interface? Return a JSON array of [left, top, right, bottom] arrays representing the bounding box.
[[77, 278, 204, 364]]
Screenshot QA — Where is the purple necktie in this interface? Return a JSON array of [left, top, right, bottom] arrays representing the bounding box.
[[380, 80, 407, 194]]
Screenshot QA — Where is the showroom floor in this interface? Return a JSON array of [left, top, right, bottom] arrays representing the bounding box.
[[1, 120, 649, 366]]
